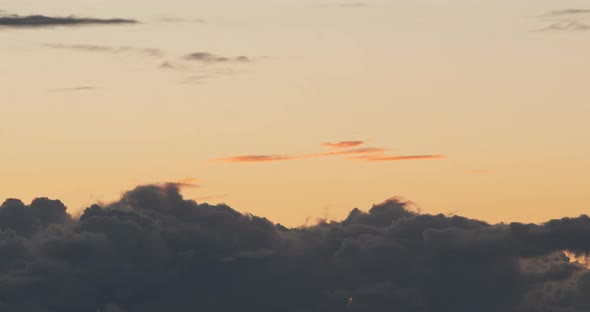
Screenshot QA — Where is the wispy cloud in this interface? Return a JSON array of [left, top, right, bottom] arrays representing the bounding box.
[[215, 141, 444, 164], [48, 86, 98, 92], [43, 43, 163, 57], [182, 52, 253, 64], [542, 9, 590, 17], [158, 17, 205, 24], [316, 2, 368, 8], [173, 178, 200, 188], [350, 154, 447, 161], [0, 13, 137, 28], [535, 9, 590, 31], [196, 194, 230, 201], [217, 155, 307, 163], [321, 141, 365, 149]]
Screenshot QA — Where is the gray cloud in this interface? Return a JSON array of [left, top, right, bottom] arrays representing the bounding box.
[[2, 184, 590, 311], [542, 9, 590, 17], [182, 52, 253, 64], [536, 9, 590, 31], [0, 13, 137, 28], [158, 17, 205, 24], [43, 43, 163, 57]]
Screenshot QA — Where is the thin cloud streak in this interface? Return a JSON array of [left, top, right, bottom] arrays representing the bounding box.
[[321, 141, 365, 149], [43, 43, 163, 57], [0, 13, 137, 28], [49, 86, 98, 92], [352, 154, 447, 161]]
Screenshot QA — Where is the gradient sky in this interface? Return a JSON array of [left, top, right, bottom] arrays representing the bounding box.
[[1, 0, 589, 226]]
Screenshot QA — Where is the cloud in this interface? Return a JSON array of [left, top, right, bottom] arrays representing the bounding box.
[[217, 154, 306, 163], [43, 43, 163, 57], [0, 13, 137, 28], [215, 141, 443, 164], [536, 9, 590, 31], [49, 86, 98, 92], [538, 21, 590, 31], [2, 184, 590, 311], [352, 154, 447, 161], [182, 52, 252, 64], [158, 17, 205, 24], [321, 141, 365, 149], [172, 178, 200, 188], [216, 148, 388, 163], [542, 9, 590, 17], [196, 194, 230, 201]]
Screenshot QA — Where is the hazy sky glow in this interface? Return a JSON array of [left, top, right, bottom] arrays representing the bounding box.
[[1, 0, 589, 227]]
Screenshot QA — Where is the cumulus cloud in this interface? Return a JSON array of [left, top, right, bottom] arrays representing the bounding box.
[[0, 13, 137, 28], [1, 184, 590, 311]]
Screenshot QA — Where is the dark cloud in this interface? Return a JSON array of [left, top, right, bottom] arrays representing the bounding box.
[[2, 184, 590, 311], [43, 44, 163, 57], [0, 13, 137, 28], [182, 52, 253, 64]]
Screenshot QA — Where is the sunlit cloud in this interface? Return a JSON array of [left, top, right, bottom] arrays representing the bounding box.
[[320, 141, 365, 149], [351, 154, 447, 161], [216, 141, 443, 164], [172, 178, 200, 188]]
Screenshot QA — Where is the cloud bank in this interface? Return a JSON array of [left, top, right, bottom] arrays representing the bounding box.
[[1, 184, 590, 311]]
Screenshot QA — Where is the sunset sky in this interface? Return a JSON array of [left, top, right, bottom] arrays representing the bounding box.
[[1, 0, 589, 227]]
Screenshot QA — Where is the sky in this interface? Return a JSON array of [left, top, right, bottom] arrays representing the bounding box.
[[1, 0, 590, 228], [2, 2, 590, 311]]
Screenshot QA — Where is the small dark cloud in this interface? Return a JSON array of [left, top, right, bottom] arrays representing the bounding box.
[[49, 86, 98, 92], [0, 13, 137, 28], [182, 52, 253, 64], [43, 43, 163, 57]]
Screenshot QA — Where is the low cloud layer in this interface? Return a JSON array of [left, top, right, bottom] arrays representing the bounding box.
[[0, 13, 137, 28], [1, 184, 590, 311]]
